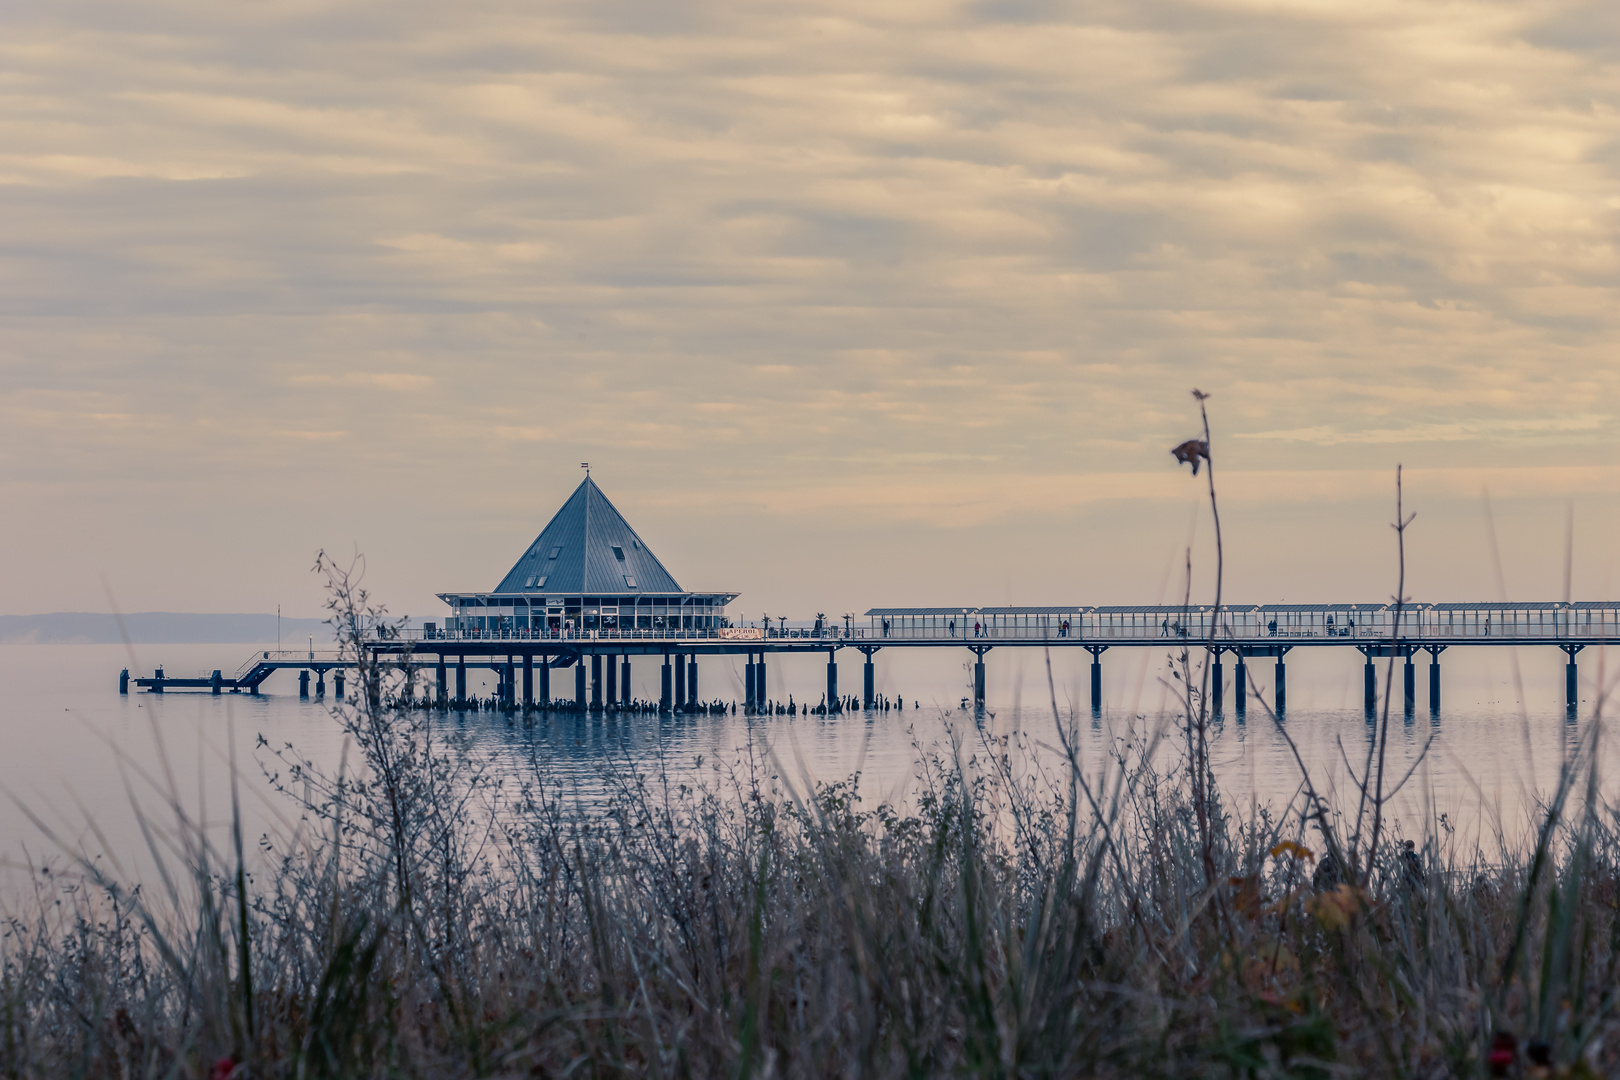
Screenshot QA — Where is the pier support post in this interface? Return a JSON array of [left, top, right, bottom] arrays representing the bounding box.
[[743, 656, 754, 711], [1562, 645, 1583, 715], [539, 658, 551, 704], [1403, 653, 1415, 714], [214, 670, 225, 696], [826, 651, 839, 713], [299, 669, 310, 698], [676, 652, 688, 709], [686, 657, 695, 707], [757, 654, 768, 708], [660, 655, 672, 710], [1363, 656, 1376, 715], [590, 654, 602, 710], [575, 662, 587, 710], [456, 659, 466, 703], [1274, 657, 1285, 716], [505, 658, 515, 707], [312, 670, 322, 697], [1428, 648, 1441, 714], [523, 654, 533, 709], [119, 669, 129, 695], [605, 653, 617, 707], [625, 658, 634, 706], [437, 658, 447, 705], [1212, 657, 1223, 715], [970, 646, 989, 710], [335, 670, 345, 698], [1085, 646, 1105, 714], [1235, 656, 1247, 716], [863, 649, 876, 710]]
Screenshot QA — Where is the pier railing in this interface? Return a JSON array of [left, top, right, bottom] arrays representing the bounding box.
[[235, 649, 346, 679], [377, 627, 867, 645], [866, 603, 1620, 644], [345, 604, 1620, 650]]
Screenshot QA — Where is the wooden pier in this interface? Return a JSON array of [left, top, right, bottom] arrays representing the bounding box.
[[114, 478, 1620, 717], [123, 600, 1619, 717]]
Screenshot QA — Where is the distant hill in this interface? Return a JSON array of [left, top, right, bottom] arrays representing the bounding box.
[[0, 612, 335, 645]]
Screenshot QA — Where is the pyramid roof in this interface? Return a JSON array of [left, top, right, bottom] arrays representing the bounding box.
[[492, 477, 684, 595]]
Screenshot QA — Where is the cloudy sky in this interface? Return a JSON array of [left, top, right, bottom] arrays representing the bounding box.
[[2, 0, 1617, 622]]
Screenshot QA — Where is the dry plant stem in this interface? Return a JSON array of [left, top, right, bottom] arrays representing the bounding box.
[[1367, 465, 1415, 886], [1188, 389, 1222, 890]]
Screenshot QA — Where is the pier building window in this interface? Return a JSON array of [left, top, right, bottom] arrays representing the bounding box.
[[612, 546, 626, 561]]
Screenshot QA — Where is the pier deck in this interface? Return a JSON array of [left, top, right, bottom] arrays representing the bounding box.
[[122, 601, 1618, 716]]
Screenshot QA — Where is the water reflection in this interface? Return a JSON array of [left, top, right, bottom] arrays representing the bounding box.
[[0, 644, 1611, 881]]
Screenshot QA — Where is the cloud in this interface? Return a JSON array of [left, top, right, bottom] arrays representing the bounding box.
[[1239, 415, 1613, 445], [0, 0, 1617, 612], [291, 373, 434, 391]]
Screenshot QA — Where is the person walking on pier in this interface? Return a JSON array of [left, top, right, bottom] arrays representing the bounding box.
[[974, 620, 982, 638], [949, 619, 957, 637], [1161, 618, 1170, 637]]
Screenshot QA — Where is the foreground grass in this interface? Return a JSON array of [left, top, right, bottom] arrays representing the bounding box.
[[5, 556, 1617, 1079], [4, 697, 1618, 1080]]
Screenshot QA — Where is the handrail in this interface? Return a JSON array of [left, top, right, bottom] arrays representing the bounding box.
[[378, 627, 859, 644], [235, 648, 346, 679], [360, 624, 1620, 647]]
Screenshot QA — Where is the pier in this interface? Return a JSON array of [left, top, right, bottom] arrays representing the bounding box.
[[124, 600, 1620, 718], [119, 477, 1620, 716]]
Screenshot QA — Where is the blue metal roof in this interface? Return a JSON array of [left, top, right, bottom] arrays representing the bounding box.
[[494, 477, 684, 595]]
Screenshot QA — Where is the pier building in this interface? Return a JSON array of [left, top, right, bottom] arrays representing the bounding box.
[[433, 475, 736, 638]]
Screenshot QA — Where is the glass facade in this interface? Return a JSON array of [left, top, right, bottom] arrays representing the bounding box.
[[440, 594, 730, 636]]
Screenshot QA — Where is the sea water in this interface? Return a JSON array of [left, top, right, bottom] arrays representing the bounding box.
[[0, 642, 1612, 888]]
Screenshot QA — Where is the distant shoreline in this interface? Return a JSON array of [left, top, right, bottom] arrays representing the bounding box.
[[0, 612, 336, 645]]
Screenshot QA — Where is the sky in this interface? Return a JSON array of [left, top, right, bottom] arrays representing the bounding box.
[[2, 0, 1618, 623]]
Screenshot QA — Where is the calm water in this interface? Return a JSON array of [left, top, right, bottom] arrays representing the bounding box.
[[0, 642, 1612, 887]]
